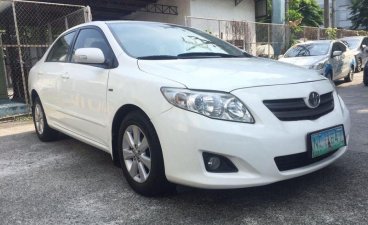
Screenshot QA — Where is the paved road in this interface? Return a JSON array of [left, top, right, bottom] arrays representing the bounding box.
[[1, 73, 367, 225]]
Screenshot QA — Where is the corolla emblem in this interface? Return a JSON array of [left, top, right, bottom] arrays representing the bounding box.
[[308, 92, 321, 108]]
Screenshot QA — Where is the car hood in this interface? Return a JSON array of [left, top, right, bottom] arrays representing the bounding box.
[[138, 57, 325, 91], [279, 55, 327, 68]]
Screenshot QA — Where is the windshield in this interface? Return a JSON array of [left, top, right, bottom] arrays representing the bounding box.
[[341, 39, 361, 49], [284, 43, 330, 57], [108, 22, 247, 59]]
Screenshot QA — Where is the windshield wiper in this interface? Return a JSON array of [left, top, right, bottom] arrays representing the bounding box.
[[177, 52, 244, 58], [137, 55, 178, 60]]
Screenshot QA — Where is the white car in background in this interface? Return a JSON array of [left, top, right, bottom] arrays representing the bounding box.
[[28, 21, 350, 196], [279, 40, 356, 82], [340, 36, 368, 72]]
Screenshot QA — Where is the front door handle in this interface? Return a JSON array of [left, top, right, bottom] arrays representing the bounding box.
[[61, 73, 70, 79]]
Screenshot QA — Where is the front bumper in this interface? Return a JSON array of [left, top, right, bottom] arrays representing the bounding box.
[[152, 82, 351, 189]]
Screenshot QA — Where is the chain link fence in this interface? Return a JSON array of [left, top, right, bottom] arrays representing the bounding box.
[[186, 16, 368, 59], [0, 0, 91, 104]]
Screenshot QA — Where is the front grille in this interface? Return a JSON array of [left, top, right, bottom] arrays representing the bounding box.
[[274, 150, 337, 171], [263, 92, 334, 121]]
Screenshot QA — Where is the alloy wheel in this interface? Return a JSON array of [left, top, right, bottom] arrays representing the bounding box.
[[122, 125, 151, 183], [357, 58, 362, 72], [34, 104, 44, 135]]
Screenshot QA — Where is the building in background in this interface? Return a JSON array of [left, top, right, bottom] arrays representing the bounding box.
[[317, 0, 352, 29]]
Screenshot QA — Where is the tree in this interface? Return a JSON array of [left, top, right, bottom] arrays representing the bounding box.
[[289, 0, 323, 27], [349, 0, 368, 30], [258, 0, 323, 27]]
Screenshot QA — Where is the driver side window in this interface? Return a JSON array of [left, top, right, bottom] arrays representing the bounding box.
[[338, 43, 346, 52], [332, 43, 339, 55], [71, 28, 112, 64]]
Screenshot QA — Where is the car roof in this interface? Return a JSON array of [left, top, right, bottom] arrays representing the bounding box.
[[340, 36, 365, 40], [297, 40, 332, 45]]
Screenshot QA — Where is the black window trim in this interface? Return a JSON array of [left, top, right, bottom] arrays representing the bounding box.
[[45, 25, 118, 69], [70, 25, 118, 69]]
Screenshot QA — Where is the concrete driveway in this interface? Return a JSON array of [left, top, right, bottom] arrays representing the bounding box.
[[1, 73, 367, 225]]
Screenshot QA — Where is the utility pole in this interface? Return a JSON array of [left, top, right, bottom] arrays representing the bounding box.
[[272, 0, 286, 57], [331, 0, 336, 28], [324, 0, 330, 28], [285, 0, 289, 22]]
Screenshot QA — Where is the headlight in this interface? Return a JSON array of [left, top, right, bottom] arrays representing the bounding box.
[[310, 60, 327, 70], [161, 88, 255, 123]]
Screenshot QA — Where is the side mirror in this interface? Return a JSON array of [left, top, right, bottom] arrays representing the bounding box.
[[74, 48, 105, 64], [362, 44, 367, 49], [332, 50, 342, 57]]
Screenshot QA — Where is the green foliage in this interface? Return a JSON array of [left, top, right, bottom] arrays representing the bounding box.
[[325, 27, 337, 40], [288, 0, 323, 27], [257, 0, 323, 27], [349, 0, 368, 30]]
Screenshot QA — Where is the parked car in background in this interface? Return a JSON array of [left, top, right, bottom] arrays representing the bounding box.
[[340, 36, 368, 72], [28, 21, 351, 196], [364, 62, 368, 86], [279, 40, 356, 82]]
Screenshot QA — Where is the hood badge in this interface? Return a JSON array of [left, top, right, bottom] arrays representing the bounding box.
[[307, 92, 321, 109]]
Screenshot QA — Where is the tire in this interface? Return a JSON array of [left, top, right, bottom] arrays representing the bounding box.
[[344, 68, 354, 82], [364, 69, 368, 86], [117, 111, 175, 196], [32, 97, 59, 142], [355, 58, 362, 73]]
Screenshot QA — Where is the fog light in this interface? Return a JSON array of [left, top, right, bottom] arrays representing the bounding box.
[[203, 152, 238, 173], [207, 156, 221, 170]]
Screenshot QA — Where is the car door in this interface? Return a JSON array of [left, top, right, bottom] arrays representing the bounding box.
[[337, 42, 350, 78], [36, 31, 76, 124], [58, 27, 114, 146], [330, 42, 344, 79]]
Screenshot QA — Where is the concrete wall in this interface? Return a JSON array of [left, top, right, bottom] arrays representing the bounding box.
[[317, 0, 352, 29], [190, 0, 255, 22], [123, 0, 190, 25], [124, 0, 255, 26]]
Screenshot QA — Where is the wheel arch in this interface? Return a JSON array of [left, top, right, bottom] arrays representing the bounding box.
[[30, 89, 39, 107]]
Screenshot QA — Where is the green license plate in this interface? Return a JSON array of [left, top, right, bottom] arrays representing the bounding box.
[[309, 125, 346, 158]]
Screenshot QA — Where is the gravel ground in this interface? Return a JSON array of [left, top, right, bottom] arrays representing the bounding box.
[[0, 72, 367, 225]]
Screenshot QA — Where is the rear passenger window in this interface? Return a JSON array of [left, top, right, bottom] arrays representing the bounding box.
[[71, 28, 112, 63], [46, 31, 76, 62]]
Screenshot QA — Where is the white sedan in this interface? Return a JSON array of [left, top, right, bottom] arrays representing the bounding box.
[[279, 40, 356, 82], [28, 21, 351, 196]]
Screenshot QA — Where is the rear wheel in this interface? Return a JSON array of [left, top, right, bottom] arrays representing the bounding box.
[[117, 111, 175, 196], [344, 68, 354, 82], [32, 97, 59, 141]]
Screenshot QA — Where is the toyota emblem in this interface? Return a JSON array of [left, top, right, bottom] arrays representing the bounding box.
[[308, 92, 321, 108]]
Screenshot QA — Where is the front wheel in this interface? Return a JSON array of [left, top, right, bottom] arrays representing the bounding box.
[[355, 58, 362, 73], [344, 68, 354, 82], [117, 111, 175, 196]]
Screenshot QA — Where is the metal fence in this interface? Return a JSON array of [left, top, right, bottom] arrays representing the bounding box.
[[185, 16, 368, 59], [0, 0, 91, 104]]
